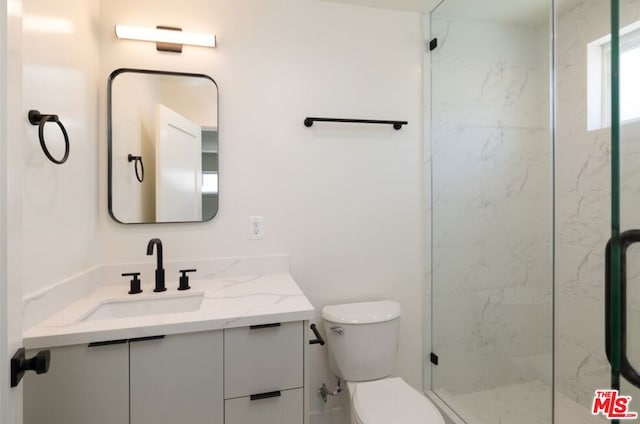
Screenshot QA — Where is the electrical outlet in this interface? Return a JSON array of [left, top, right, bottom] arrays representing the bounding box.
[[248, 216, 264, 240]]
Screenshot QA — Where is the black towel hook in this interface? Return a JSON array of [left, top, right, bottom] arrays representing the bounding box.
[[128, 154, 144, 183], [28, 110, 70, 165]]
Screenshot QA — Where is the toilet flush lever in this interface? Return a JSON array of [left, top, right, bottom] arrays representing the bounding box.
[[330, 326, 344, 334]]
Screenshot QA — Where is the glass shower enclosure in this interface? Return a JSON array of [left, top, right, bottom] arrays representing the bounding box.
[[428, 0, 554, 422], [429, 0, 640, 423], [609, 0, 640, 421]]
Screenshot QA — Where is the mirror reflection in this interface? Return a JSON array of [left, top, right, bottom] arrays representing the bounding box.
[[108, 69, 219, 224]]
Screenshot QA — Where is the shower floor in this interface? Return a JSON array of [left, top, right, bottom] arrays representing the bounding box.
[[436, 380, 605, 424]]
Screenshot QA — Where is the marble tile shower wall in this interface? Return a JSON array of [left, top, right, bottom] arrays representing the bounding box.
[[430, 16, 552, 394], [556, 0, 640, 417]]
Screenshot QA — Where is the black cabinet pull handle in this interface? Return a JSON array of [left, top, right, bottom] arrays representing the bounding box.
[[89, 336, 164, 347], [129, 335, 165, 343], [309, 323, 325, 345], [249, 323, 281, 330], [11, 348, 50, 387], [88, 339, 128, 347], [250, 391, 281, 401]]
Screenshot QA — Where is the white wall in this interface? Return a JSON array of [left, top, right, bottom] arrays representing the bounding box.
[[11, 0, 424, 420], [5, 0, 99, 418], [13, 8, 100, 421], [0, 0, 8, 417], [19, 0, 101, 296], [98, 0, 424, 416], [3, 0, 27, 420]]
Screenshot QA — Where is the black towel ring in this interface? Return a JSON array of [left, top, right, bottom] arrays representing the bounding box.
[[28, 110, 70, 165], [128, 154, 144, 183]]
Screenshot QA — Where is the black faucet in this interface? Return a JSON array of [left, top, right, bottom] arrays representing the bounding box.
[[146, 238, 166, 292]]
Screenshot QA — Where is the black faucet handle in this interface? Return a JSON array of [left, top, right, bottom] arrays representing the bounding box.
[[122, 272, 142, 294], [178, 269, 197, 291]]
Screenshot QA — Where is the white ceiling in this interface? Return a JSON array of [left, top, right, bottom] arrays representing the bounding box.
[[319, 0, 551, 26], [319, 0, 441, 13], [433, 0, 550, 26]]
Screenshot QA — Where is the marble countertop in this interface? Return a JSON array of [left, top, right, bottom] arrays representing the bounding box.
[[24, 272, 315, 349]]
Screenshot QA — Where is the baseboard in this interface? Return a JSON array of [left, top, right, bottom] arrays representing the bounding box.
[[309, 407, 348, 424]]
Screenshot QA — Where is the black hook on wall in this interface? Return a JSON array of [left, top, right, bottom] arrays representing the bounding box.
[[28, 110, 70, 165], [128, 154, 144, 183]]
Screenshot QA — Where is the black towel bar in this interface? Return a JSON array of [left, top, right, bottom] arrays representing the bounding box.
[[304, 117, 407, 130]]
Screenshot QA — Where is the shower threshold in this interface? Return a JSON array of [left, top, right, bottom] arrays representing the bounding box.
[[432, 380, 605, 424]]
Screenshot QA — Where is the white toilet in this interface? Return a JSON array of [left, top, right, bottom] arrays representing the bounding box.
[[322, 300, 445, 424]]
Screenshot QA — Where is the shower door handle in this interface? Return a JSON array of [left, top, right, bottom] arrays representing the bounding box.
[[605, 230, 640, 388]]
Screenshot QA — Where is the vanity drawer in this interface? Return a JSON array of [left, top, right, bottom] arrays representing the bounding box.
[[224, 388, 303, 424], [224, 321, 303, 398]]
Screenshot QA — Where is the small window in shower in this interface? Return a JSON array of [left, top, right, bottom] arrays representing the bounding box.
[[588, 20, 640, 130]]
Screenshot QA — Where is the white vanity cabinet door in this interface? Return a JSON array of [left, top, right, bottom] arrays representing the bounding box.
[[129, 332, 224, 424], [225, 388, 303, 424], [24, 341, 129, 424], [224, 321, 303, 399]]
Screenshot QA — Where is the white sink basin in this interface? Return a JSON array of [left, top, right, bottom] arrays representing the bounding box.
[[82, 292, 205, 321]]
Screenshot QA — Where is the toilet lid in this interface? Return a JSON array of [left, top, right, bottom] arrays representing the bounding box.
[[352, 378, 444, 424]]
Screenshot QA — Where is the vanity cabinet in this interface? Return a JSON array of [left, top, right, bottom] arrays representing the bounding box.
[[24, 321, 306, 424], [225, 388, 303, 424], [24, 341, 129, 424], [130, 332, 223, 424]]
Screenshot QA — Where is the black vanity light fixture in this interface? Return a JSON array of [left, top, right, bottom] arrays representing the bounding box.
[[114, 25, 216, 53]]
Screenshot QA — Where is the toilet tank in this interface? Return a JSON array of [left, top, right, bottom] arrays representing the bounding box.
[[321, 300, 401, 382]]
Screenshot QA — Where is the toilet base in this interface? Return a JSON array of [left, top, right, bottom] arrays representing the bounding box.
[[344, 377, 445, 424]]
